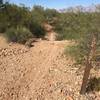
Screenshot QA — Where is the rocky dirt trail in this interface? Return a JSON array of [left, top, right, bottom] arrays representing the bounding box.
[[0, 35, 100, 100]]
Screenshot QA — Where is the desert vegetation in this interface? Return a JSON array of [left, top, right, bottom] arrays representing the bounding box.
[[0, 2, 59, 41]]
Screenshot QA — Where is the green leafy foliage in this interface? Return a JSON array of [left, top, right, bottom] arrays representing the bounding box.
[[54, 10, 100, 41], [5, 27, 33, 44], [86, 77, 100, 92], [64, 12, 100, 65], [0, 4, 47, 38], [55, 12, 90, 40], [28, 19, 46, 38], [31, 6, 45, 24], [44, 9, 59, 24], [5, 27, 17, 42], [0, 4, 59, 38]]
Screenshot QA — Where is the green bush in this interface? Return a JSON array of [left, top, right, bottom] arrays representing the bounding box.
[[5, 27, 17, 42], [5, 27, 34, 44], [29, 22, 46, 38], [65, 45, 85, 64], [16, 27, 33, 44], [86, 77, 100, 92], [0, 23, 7, 33], [32, 24, 46, 38], [56, 31, 81, 40]]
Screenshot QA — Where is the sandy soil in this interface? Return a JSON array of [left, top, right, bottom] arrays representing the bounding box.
[[0, 35, 100, 100], [0, 34, 8, 48]]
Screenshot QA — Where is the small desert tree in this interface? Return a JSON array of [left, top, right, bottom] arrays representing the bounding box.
[[66, 12, 100, 94], [79, 13, 100, 94], [80, 33, 100, 94]]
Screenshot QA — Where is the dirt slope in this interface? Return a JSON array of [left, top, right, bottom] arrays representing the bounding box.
[[0, 34, 8, 48], [0, 36, 100, 100]]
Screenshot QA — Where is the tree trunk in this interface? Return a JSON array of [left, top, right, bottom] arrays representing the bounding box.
[[80, 60, 92, 94], [80, 35, 96, 94]]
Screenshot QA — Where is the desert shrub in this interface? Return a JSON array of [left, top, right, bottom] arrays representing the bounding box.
[[65, 12, 100, 94], [65, 38, 88, 65], [44, 8, 59, 24], [65, 45, 84, 64], [31, 5, 45, 24], [55, 12, 85, 40], [32, 24, 46, 38], [0, 24, 7, 33], [56, 31, 81, 40], [5, 27, 17, 42], [29, 21, 46, 38], [0, 8, 9, 33], [86, 77, 100, 92], [16, 27, 33, 44], [5, 27, 33, 44], [55, 12, 100, 41], [0, 4, 53, 38]]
